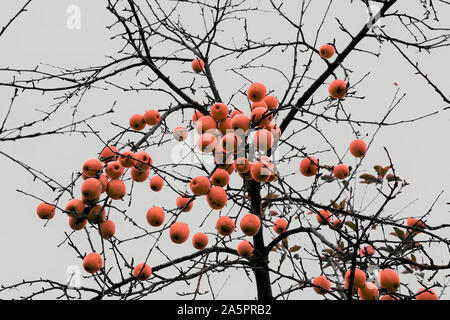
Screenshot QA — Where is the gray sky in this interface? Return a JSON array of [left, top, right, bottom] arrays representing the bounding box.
[[0, 0, 449, 300]]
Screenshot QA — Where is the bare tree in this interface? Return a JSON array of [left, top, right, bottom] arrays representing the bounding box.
[[1, 0, 450, 301]]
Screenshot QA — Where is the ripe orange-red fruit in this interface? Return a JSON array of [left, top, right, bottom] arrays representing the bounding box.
[[149, 175, 164, 192], [346, 285, 360, 296], [146, 206, 165, 227], [240, 214, 261, 237], [99, 174, 108, 194], [265, 123, 282, 138], [333, 218, 344, 229], [65, 199, 86, 218], [87, 204, 106, 224], [213, 144, 232, 166], [207, 186, 227, 210], [195, 115, 216, 135], [358, 282, 379, 300], [251, 107, 272, 127], [176, 195, 194, 212], [170, 222, 190, 244], [129, 114, 146, 131], [225, 163, 235, 175], [82, 195, 99, 206], [238, 169, 253, 181], [334, 164, 349, 180], [273, 218, 288, 234], [328, 79, 347, 99], [210, 103, 229, 121], [264, 95, 279, 110], [134, 151, 152, 170], [119, 151, 136, 168], [211, 169, 230, 187], [415, 288, 438, 300], [192, 110, 204, 123], [250, 159, 272, 182], [247, 82, 267, 102], [349, 139, 367, 158], [190, 176, 211, 196], [238, 168, 253, 179], [192, 232, 208, 250], [267, 170, 278, 182], [105, 161, 124, 180], [69, 217, 87, 231], [36, 203, 56, 220], [83, 252, 103, 273], [316, 209, 332, 225], [253, 129, 274, 152], [230, 109, 244, 119], [106, 179, 126, 200], [81, 178, 102, 201], [237, 240, 254, 257], [100, 145, 119, 163], [299, 156, 319, 177], [319, 44, 335, 59], [173, 126, 188, 142], [222, 132, 240, 152], [250, 101, 268, 111], [216, 216, 235, 236], [218, 118, 233, 135], [359, 246, 375, 256], [130, 167, 149, 182], [345, 268, 367, 289], [377, 268, 400, 293], [143, 109, 161, 126], [232, 114, 251, 133], [234, 157, 250, 173], [197, 133, 217, 153], [380, 294, 397, 300], [98, 220, 116, 239], [407, 217, 425, 236], [82, 159, 103, 178], [313, 275, 331, 295], [191, 58, 205, 73], [133, 263, 152, 281]]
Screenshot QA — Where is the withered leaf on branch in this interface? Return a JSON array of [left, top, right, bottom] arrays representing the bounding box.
[[289, 245, 301, 252], [402, 265, 414, 274], [391, 227, 406, 240], [321, 174, 335, 183], [386, 173, 402, 182], [359, 173, 378, 184], [282, 237, 289, 249], [345, 221, 356, 231], [331, 199, 346, 210], [322, 249, 334, 255], [378, 246, 394, 253], [374, 165, 391, 178]]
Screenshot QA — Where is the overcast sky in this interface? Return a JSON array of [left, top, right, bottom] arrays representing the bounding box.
[[0, 0, 449, 300]]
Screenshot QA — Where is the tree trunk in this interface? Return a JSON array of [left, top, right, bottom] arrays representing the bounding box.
[[247, 179, 274, 301]]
